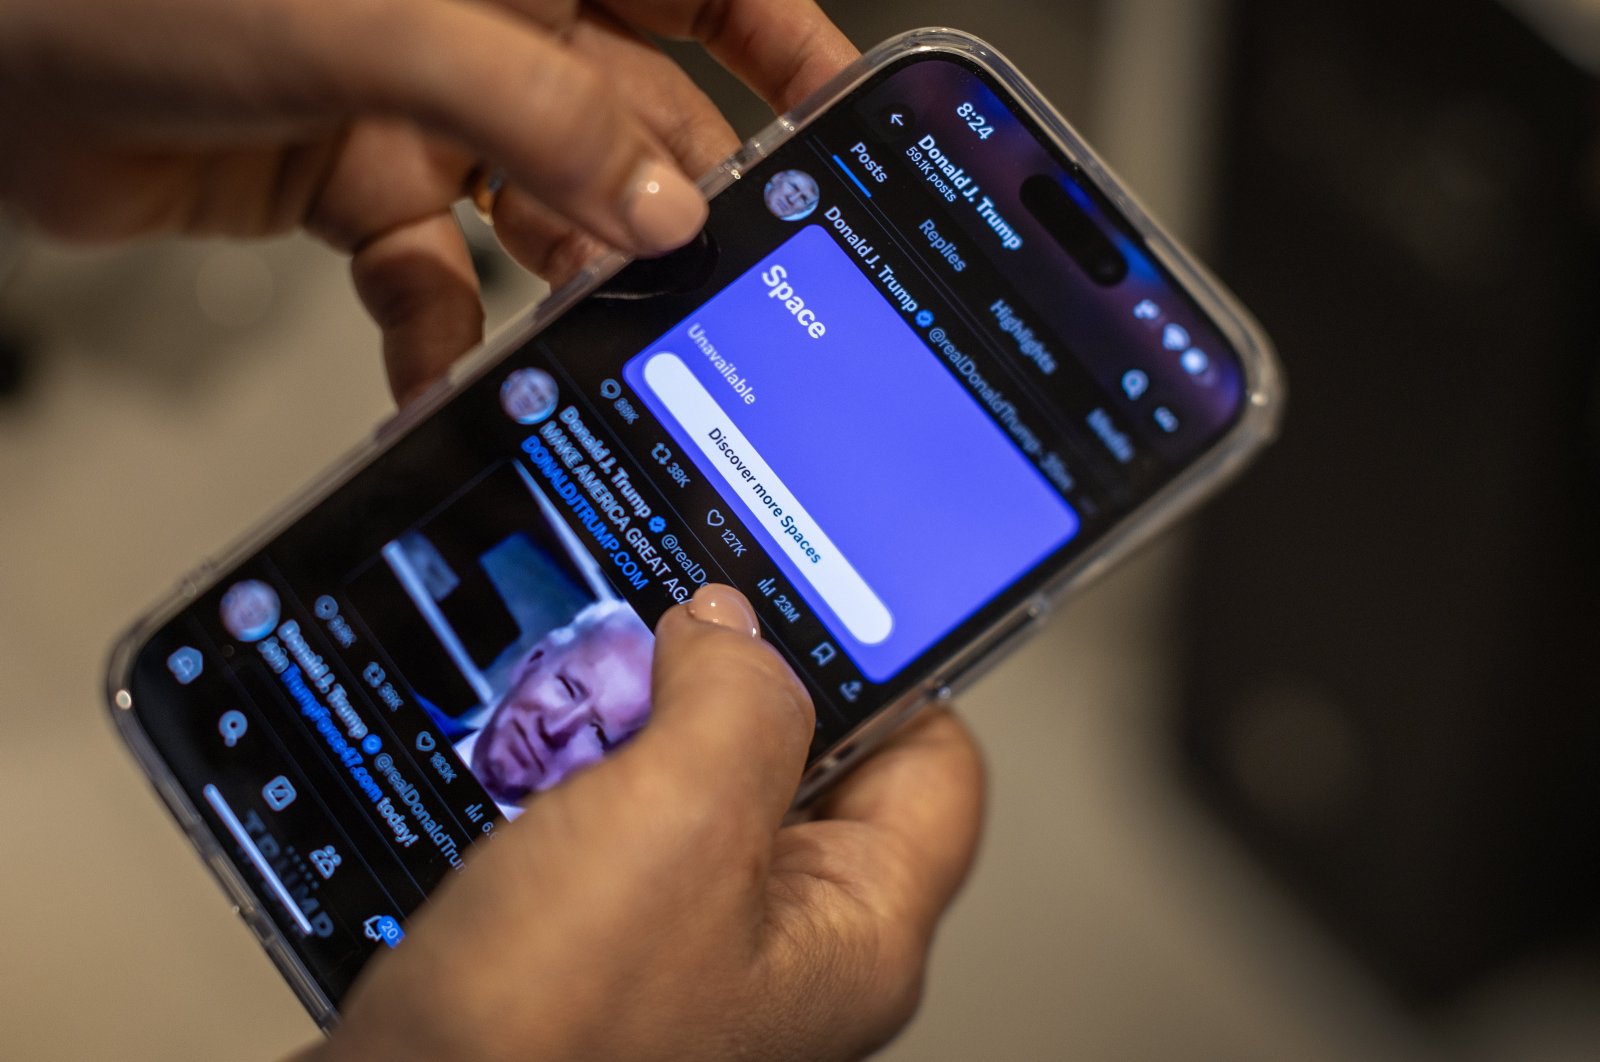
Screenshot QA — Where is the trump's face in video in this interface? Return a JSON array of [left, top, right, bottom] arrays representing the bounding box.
[[472, 605, 653, 804]]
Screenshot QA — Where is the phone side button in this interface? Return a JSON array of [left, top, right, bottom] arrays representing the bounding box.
[[933, 605, 1044, 699], [743, 115, 796, 166], [373, 408, 420, 446], [238, 906, 270, 944], [372, 375, 454, 446]]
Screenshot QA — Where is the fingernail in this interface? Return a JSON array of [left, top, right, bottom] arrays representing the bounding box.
[[624, 160, 708, 253], [686, 584, 759, 638]]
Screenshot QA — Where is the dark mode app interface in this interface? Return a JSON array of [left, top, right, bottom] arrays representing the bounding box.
[[128, 55, 1246, 1001]]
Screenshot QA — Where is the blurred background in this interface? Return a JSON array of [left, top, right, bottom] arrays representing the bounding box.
[[3, 0, 1599, 1057]]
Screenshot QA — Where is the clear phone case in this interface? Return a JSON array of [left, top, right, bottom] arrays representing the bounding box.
[[105, 28, 1282, 1028]]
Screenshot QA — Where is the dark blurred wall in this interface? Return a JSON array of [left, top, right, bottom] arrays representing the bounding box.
[[1184, 0, 1600, 1004]]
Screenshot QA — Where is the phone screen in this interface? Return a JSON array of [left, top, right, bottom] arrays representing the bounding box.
[[122, 51, 1248, 1004]]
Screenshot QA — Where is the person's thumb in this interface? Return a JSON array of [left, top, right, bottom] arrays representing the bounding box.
[[619, 585, 815, 846], [507, 585, 812, 925]]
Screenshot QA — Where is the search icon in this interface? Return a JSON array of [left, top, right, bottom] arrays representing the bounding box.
[[219, 710, 248, 748]]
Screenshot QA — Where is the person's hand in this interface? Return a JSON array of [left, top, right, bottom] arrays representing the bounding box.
[[0, 0, 857, 401], [305, 585, 985, 1062]]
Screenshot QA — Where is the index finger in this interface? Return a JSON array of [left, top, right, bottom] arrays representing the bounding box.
[[310, 0, 707, 255], [600, 0, 860, 112]]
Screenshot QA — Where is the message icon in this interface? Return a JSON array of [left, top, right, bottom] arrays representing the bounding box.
[[363, 915, 405, 948]]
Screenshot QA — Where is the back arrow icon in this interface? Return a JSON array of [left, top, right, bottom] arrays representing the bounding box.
[[890, 113, 905, 126]]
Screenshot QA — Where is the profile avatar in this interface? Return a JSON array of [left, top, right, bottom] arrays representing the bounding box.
[[500, 367, 559, 425], [220, 579, 280, 643], [459, 601, 653, 806], [763, 169, 821, 222]]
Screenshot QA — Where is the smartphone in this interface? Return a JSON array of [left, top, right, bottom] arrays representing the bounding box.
[[107, 28, 1281, 1025]]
